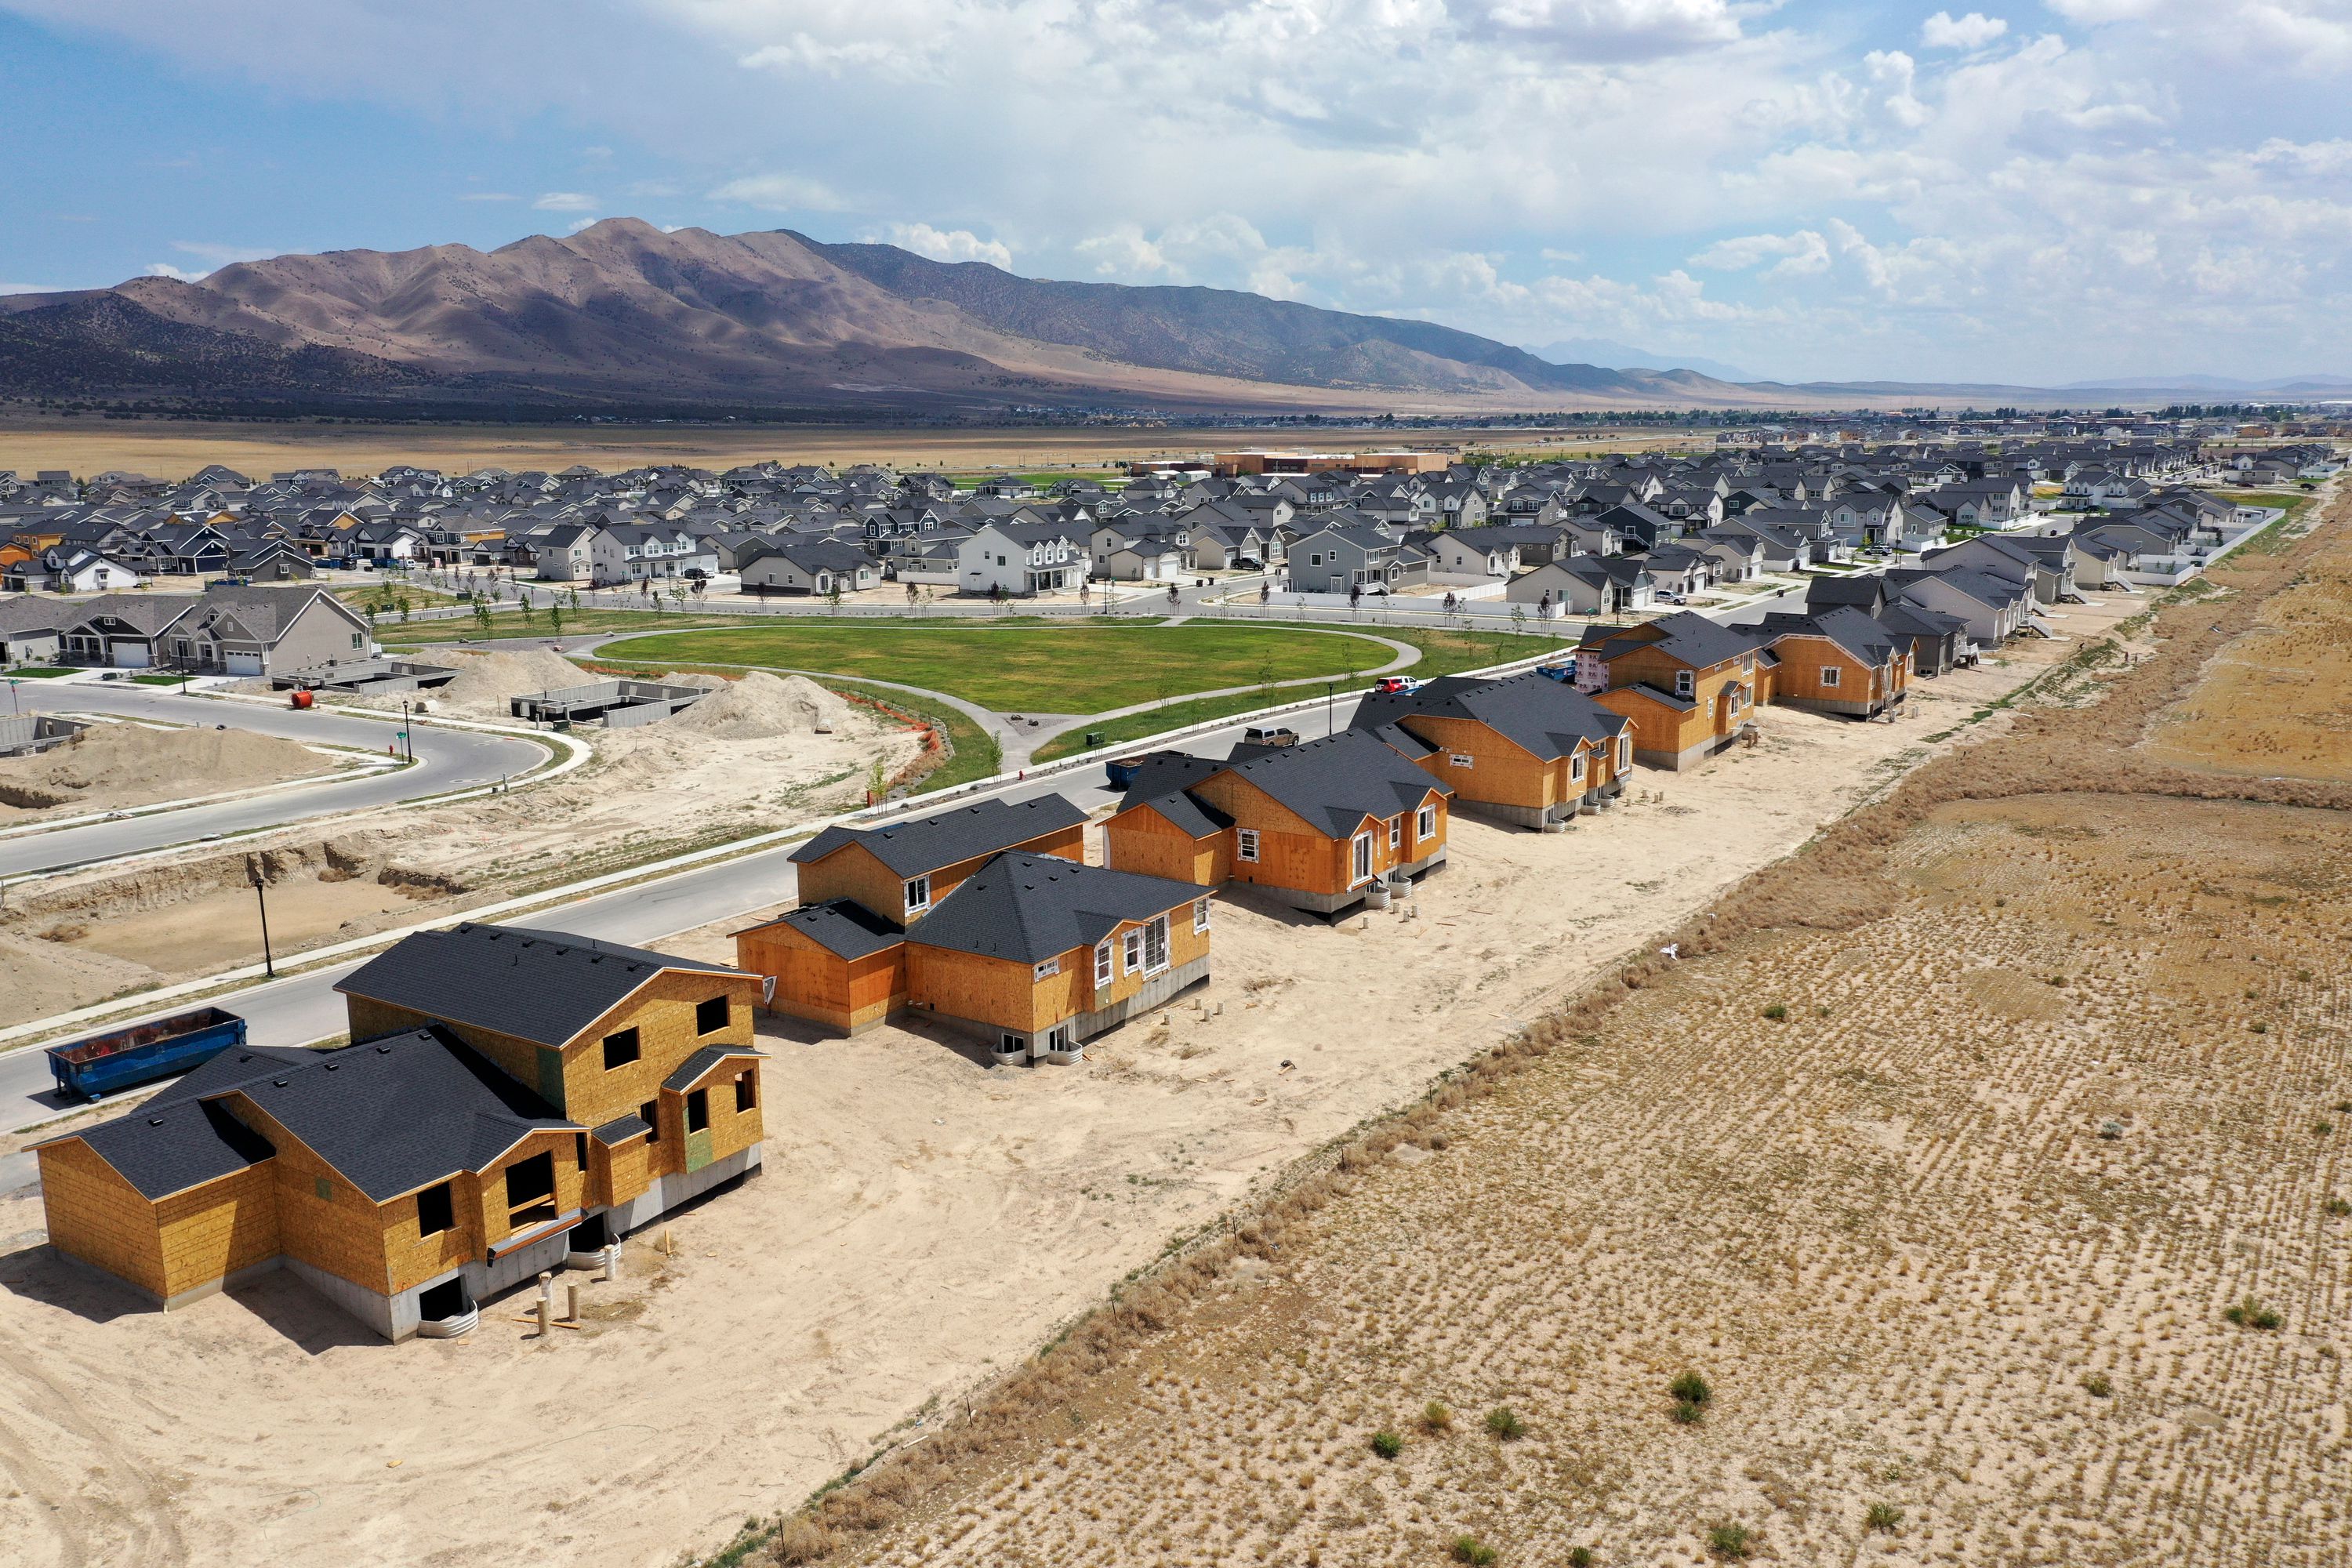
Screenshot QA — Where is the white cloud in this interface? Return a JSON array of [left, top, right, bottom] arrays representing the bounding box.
[[708, 172, 849, 212], [884, 223, 1012, 268], [16, 0, 2352, 380], [1690, 230, 1828, 274], [458, 191, 517, 202], [1920, 11, 2009, 49], [143, 263, 208, 282], [533, 191, 599, 212]]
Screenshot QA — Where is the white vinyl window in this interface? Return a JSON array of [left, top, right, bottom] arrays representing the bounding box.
[[1094, 940, 1113, 985], [1123, 927, 1144, 974], [1236, 828, 1260, 863], [1417, 804, 1436, 840], [1617, 735, 1632, 771], [1388, 818, 1403, 850], [1034, 956, 1060, 981], [1351, 831, 1374, 887], [1448, 753, 1474, 768], [903, 876, 931, 916], [1193, 898, 1211, 934], [1142, 915, 1170, 974], [1675, 670, 1695, 698], [1570, 751, 1586, 781], [1820, 665, 1842, 688]]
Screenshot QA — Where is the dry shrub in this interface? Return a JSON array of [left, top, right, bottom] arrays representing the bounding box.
[[771, 1516, 837, 1564]]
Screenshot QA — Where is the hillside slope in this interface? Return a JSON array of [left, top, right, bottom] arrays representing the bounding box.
[[0, 220, 1757, 413]]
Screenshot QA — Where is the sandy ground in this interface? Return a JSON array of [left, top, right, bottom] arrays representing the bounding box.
[[0, 603, 2129, 1568], [0, 663, 924, 1028], [731, 492, 2352, 1568], [2143, 521, 2352, 782], [0, 722, 336, 818], [0, 419, 1710, 482], [840, 786, 2352, 1568]]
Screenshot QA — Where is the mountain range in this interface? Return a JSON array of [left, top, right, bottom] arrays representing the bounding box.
[[0, 220, 1763, 417], [1526, 338, 1759, 384]]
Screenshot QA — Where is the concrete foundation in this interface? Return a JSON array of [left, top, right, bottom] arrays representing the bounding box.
[[1262, 847, 1450, 915]]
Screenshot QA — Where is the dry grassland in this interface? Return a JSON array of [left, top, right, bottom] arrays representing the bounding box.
[[0, 419, 1704, 483], [742, 496, 2352, 1567]]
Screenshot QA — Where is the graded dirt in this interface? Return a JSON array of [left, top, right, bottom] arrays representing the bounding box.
[[744, 486, 2352, 1568], [0, 581, 2152, 1568], [0, 721, 335, 815]]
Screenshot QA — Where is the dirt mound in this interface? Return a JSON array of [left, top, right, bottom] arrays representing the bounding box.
[[0, 723, 333, 811], [425, 647, 593, 718], [662, 671, 863, 739]]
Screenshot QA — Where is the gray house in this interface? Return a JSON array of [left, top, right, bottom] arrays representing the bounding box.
[[739, 539, 881, 596], [1287, 524, 1429, 595]]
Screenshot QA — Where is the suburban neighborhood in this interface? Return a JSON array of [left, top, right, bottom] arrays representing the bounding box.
[[0, 415, 2336, 1567]]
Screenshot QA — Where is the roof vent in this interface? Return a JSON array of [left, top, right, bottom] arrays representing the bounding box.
[[376, 1044, 393, 1053], [271, 1078, 289, 1087], [148, 1116, 165, 1127]]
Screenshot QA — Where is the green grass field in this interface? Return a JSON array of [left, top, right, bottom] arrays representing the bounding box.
[[1027, 625, 1563, 762], [2, 665, 82, 679], [592, 623, 1401, 713], [373, 608, 744, 647], [2214, 490, 2315, 514]]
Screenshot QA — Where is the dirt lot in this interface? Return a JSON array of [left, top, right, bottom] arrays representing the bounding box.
[[0, 593, 2136, 1568], [0, 418, 1711, 483], [0, 721, 337, 819], [721, 491, 2352, 1568], [0, 662, 926, 1028], [2143, 519, 2352, 782]]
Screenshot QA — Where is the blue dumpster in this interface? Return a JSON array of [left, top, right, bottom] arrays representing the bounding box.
[[46, 1007, 249, 1103]]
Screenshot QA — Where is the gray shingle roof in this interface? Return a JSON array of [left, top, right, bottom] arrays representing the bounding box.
[[337, 922, 744, 1049], [908, 853, 1204, 965], [755, 898, 906, 959], [1354, 672, 1627, 762], [662, 1044, 762, 1092], [789, 794, 1088, 877], [1577, 609, 1753, 672], [39, 1029, 579, 1203]]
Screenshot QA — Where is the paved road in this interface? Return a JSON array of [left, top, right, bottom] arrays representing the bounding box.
[[0, 684, 548, 878], [0, 692, 1366, 1147]]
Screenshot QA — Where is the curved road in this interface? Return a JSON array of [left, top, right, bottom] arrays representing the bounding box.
[[0, 684, 550, 879], [0, 691, 1371, 1150]]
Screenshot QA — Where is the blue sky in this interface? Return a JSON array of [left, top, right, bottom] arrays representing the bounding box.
[[4, 0, 2348, 386]]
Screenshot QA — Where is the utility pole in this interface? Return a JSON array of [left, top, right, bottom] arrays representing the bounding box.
[[249, 866, 276, 978], [1326, 679, 1335, 739]]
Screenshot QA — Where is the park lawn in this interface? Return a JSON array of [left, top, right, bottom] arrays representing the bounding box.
[[2214, 490, 2314, 514], [1028, 625, 1563, 763], [372, 608, 746, 646], [334, 584, 463, 610], [2, 665, 82, 678], [591, 623, 1400, 714]]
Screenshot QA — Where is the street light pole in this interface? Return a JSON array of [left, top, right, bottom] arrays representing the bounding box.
[[249, 868, 276, 978], [1326, 679, 1335, 739], [399, 699, 415, 763]]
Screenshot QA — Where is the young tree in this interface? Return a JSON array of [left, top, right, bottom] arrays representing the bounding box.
[[549, 604, 564, 637]]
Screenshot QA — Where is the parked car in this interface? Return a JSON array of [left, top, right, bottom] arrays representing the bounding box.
[[1241, 725, 1300, 747], [1372, 676, 1421, 695]]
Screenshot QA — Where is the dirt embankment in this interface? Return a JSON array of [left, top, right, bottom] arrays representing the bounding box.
[[731, 495, 2352, 1566], [0, 723, 333, 816], [2, 665, 925, 1025]]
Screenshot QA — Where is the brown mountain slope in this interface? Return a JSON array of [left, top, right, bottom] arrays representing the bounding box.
[[0, 219, 1766, 413]]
